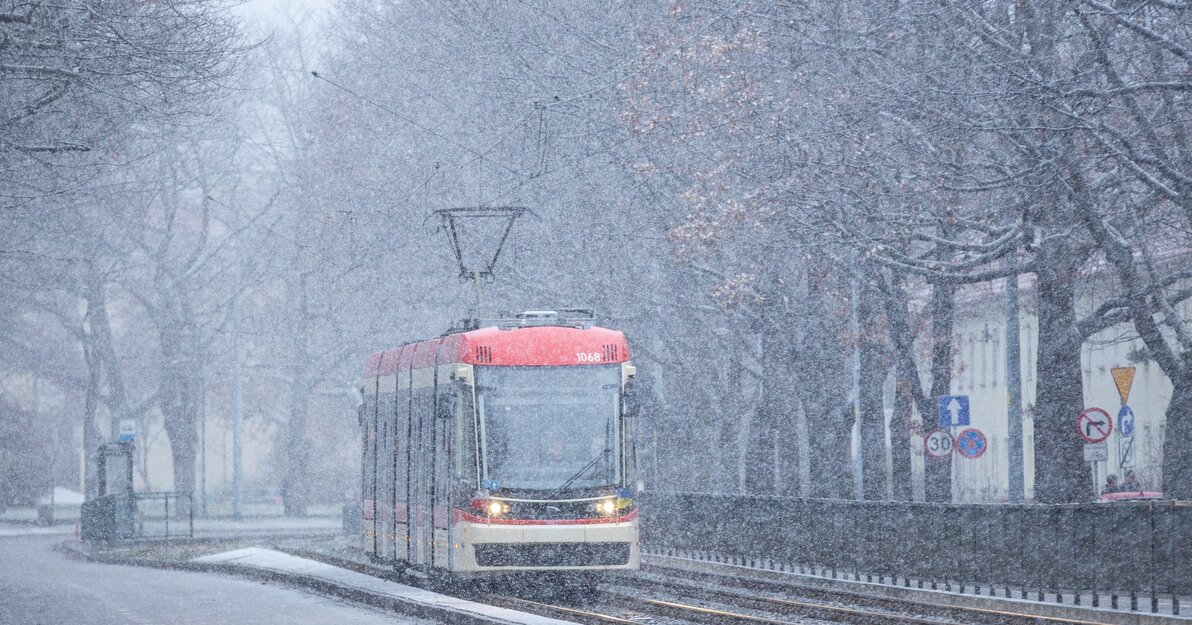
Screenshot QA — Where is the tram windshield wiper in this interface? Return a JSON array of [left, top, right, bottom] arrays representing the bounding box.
[[549, 448, 610, 498]]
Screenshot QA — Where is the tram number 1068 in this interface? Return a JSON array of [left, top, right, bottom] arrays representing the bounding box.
[[576, 352, 604, 363]]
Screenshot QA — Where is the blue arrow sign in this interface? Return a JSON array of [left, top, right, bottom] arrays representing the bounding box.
[[938, 395, 970, 428], [1118, 405, 1135, 437]]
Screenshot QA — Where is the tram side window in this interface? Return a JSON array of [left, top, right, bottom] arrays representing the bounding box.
[[363, 394, 377, 503], [434, 381, 454, 504], [395, 371, 410, 504], [453, 385, 477, 494], [412, 382, 435, 489]]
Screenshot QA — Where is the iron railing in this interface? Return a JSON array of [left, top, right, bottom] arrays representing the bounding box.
[[639, 493, 1191, 614], [81, 491, 194, 541]]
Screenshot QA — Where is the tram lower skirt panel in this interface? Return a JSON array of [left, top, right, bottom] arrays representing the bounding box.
[[472, 542, 631, 567]]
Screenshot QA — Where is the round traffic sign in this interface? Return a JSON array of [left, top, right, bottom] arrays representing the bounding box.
[[1118, 405, 1135, 437], [924, 430, 954, 459], [1077, 407, 1113, 443], [956, 428, 987, 459]]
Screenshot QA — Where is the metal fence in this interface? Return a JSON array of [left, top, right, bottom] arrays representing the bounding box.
[[639, 493, 1191, 613], [133, 492, 193, 539], [81, 491, 193, 541]]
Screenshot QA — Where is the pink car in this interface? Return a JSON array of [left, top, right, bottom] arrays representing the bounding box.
[[1097, 491, 1164, 502]]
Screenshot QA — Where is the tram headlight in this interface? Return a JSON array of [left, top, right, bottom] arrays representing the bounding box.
[[596, 498, 617, 516], [469, 496, 510, 518]]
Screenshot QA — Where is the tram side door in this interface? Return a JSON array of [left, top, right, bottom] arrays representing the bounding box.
[[410, 372, 434, 567], [432, 375, 453, 568]]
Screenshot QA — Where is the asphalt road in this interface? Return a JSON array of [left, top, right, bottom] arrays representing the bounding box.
[[0, 534, 430, 625]]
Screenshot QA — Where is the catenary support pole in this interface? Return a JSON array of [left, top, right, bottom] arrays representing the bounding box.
[[232, 215, 244, 521], [851, 269, 863, 499]]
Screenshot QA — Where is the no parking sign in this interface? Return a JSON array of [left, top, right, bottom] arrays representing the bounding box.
[[956, 428, 987, 459]]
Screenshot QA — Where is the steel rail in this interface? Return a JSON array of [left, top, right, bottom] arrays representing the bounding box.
[[629, 562, 1137, 625], [488, 595, 639, 625], [604, 582, 949, 625]]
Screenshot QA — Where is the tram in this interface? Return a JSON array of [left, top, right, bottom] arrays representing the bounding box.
[[358, 310, 640, 577]]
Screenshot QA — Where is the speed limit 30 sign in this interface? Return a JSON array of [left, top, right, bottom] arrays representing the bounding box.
[[925, 430, 954, 459]]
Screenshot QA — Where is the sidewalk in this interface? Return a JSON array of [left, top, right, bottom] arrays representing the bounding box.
[[1, 514, 341, 540], [61, 541, 578, 625]]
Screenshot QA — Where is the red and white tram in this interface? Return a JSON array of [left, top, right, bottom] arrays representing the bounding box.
[[358, 311, 640, 577]]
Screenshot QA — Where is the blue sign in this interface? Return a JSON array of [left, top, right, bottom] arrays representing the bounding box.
[[117, 419, 136, 443], [1118, 405, 1135, 437], [956, 428, 987, 459], [938, 395, 971, 428]]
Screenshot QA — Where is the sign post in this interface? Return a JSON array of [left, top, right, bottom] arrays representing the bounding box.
[[1110, 367, 1137, 483], [1077, 407, 1113, 496]]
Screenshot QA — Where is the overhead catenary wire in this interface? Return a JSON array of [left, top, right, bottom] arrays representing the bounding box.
[[310, 70, 522, 176]]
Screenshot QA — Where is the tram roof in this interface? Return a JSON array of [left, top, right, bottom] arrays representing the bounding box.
[[364, 324, 630, 377]]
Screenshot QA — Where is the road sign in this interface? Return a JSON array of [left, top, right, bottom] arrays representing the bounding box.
[[1119, 436, 1135, 468], [956, 428, 987, 459], [924, 430, 954, 459], [1076, 407, 1113, 443], [117, 418, 136, 443], [1118, 405, 1135, 437], [1084, 443, 1108, 462], [1111, 367, 1136, 404], [937, 395, 970, 428]]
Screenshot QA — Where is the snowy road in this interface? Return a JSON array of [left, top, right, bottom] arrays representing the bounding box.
[[0, 536, 429, 625]]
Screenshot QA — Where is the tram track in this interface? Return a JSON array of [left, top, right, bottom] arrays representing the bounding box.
[[272, 544, 1137, 625], [624, 561, 1138, 625]]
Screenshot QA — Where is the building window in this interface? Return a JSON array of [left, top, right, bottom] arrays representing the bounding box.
[[1025, 325, 1034, 381], [968, 333, 976, 390], [980, 330, 988, 388], [992, 328, 1000, 386]]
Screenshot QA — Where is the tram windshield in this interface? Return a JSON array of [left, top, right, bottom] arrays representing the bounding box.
[[475, 364, 621, 492]]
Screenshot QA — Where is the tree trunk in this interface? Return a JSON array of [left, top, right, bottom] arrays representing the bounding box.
[[746, 280, 801, 496], [1031, 251, 1088, 503], [159, 316, 202, 513], [746, 329, 780, 495], [890, 361, 914, 501], [282, 271, 311, 516], [716, 348, 746, 492], [1162, 367, 1192, 499], [282, 382, 311, 517], [798, 270, 854, 499], [857, 277, 888, 500], [82, 327, 103, 499], [925, 281, 955, 502], [161, 371, 200, 504], [86, 282, 130, 440], [877, 272, 933, 501]]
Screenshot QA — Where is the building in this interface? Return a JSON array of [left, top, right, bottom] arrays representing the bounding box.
[[928, 272, 1187, 502]]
